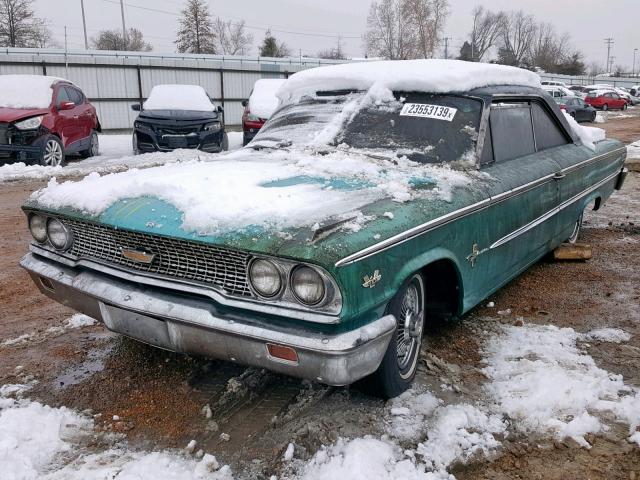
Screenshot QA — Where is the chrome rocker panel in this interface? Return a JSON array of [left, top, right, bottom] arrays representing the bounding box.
[[20, 253, 396, 386]]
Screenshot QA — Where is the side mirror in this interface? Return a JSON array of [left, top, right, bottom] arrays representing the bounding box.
[[131, 104, 141, 111], [58, 101, 75, 111], [241, 100, 248, 107], [217, 106, 224, 113]]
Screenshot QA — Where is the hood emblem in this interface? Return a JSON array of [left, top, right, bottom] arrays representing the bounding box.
[[121, 248, 155, 264], [362, 270, 382, 288]]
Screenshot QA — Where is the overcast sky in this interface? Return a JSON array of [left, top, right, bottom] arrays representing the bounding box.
[[35, 0, 639, 69]]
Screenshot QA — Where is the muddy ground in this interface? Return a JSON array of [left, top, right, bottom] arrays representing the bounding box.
[[1, 111, 639, 479]]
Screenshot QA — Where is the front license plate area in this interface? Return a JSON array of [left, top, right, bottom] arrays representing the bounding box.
[[99, 302, 173, 350]]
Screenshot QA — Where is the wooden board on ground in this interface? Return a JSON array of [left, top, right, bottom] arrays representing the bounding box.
[[554, 243, 592, 261]]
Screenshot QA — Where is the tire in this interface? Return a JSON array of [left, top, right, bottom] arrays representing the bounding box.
[[79, 130, 99, 158], [602, 104, 608, 111], [132, 133, 140, 155], [221, 132, 229, 151], [567, 212, 584, 244], [369, 273, 426, 399], [590, 112, 596, 123], [40, 135, 65, 167], [622, 103, 628, 111]]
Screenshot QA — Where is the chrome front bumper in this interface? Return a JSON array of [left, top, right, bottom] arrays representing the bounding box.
[[20, 253, 395, 386]]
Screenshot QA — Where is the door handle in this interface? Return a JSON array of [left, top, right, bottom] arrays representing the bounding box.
[[553, 172, 566, 180]]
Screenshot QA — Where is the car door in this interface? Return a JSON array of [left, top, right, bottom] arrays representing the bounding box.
[[53, 86, 76, 149], [574, 98, 589, 121], [468, 99, 564, 298], [67, 86, 92, 145]]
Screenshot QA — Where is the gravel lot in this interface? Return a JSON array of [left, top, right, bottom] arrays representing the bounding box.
[[0, 113, 638, 479]]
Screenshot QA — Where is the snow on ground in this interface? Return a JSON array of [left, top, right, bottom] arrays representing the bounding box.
[[581, 328, 632, 343], [628, 139, 640, 159], [1, 314, 96, 347], [31, 147, 473, 236], [0, 383, 232, 480], [0, 132, 243, 183]]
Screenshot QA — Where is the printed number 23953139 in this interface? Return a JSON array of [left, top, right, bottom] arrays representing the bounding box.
[[399, 103, 457, 121]]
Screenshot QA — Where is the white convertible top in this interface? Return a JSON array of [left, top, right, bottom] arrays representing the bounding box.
[[277, 59, 541, 102]]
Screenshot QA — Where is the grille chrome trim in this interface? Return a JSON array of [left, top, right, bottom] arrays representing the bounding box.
[[64, 218, 253, 298]]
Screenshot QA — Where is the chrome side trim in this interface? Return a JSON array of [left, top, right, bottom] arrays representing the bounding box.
[[490, 169, 620, 250], [29, 245, 342, 325], [335, 147, 625, 268]]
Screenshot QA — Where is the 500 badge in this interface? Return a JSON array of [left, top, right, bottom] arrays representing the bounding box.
[[400, 103, 457, 121]]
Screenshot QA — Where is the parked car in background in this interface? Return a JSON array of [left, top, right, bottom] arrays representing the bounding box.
[[132, 84, 227, 154], [0, 75, 100, 166], [21, 60, 628, 398], [541, 80, 568, 88], [630, 85, 639, 96], [242, 79, 286, 146], [554, 96, 596, 122], [584, 90, 628, 110], [543, 86, 577, 100]]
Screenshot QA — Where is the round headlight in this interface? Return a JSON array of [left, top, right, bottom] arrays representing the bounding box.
[[290, 266, 325, 305], [46, 218, 72, 250], [28, 214, 47, 243], [249, 259, 282, 298]]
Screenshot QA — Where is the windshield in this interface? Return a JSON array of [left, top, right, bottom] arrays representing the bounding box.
[[253, 92, 484, 165]]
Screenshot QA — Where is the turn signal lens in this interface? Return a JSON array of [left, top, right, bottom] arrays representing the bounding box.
[[28, 214, 47, 243], [267, 343, 298, 364]]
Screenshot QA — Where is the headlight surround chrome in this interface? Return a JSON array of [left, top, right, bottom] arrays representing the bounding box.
[[28, 214, 47, 243], [203, 121, 221, 131], [290, 265, 326, 306], [248, 259, 283, 298], [46, 218, 73, 250], [15, 115, 43, 130]]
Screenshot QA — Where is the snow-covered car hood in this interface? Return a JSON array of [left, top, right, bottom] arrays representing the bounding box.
[[26, 147, 485, 264], [0, 107, 50, 123]]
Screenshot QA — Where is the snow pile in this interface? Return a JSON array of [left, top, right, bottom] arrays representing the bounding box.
[[278, 60, 541, 103], [581, 328, 631, 343], [628, 139, 640, 159], [0, 75, 65, 109], [65, 314, 97, 329], [483, 323, 640, 447], [0, 382, 232, 479], [248, 79, 286, 119], [563, 111, 606, 150], [143, 84, 215, 112], [31, 148, 472, 236]]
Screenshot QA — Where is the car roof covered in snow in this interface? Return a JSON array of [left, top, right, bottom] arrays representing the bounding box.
[[248, 79, 286, 119], [0, 75, 71, 109], [277, 59, 542, 102], [143, 84, 214, 112]]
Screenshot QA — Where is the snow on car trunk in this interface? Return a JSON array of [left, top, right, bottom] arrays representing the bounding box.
[[143, 84, 215, 112], [248, 79, 286, 119], [0, 75, 65, 109], [562, 111, 606, 150]]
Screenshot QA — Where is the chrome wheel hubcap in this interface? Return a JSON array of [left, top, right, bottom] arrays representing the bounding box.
[[396, 283, 423, 371], [44, 140, 63, 166]]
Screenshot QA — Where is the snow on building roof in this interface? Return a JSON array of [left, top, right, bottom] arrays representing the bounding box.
[[0, 75, 68, 109], [248, 79, 286, 119], [143, 84, 215, 112], [278, 59, 541, 102]]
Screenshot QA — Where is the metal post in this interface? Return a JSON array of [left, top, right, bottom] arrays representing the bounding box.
[[219, 69, 225, 111], [136, 65, 143, 107], [80, 0, 89, 50], [119, 0, 127, 47], [634, 49, 638, 78]]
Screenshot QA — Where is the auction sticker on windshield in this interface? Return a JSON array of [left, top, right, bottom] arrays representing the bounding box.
[[400, 103, 457, 121]]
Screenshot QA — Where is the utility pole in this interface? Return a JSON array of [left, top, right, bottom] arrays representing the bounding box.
[[119, 0, 127, 48], [604, 37, 614, 74], [442, 36, 452, 59], [80, 0, 88, 50], [609, 56, 616, 74], [634, 48, 638, 77]]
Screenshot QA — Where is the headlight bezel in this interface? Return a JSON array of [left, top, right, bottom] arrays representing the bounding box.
[[289, 265, 326, 306], [45, 217, 73, 251], [14, 115, 44, 130], [248, 258, 284, 299]]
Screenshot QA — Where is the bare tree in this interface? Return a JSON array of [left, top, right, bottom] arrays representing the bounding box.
[[364, 0, 415, 60], [259, 29, 290, 57], [213, 18, 253, 55], [318, 37, 346, 60], [468, 6, 503, 62], [175, 0, 216, 54], [403, 0, 449, 59], [0, 0, 52, 48], [91, 28, 152, 51], [499, 10, 536, 67], [588, 61, 604, 76]]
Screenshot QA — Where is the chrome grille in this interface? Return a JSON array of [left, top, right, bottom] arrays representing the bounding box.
[[65, 219, 253, 297]]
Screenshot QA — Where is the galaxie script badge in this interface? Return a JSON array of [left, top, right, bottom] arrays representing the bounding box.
[[362, 270, 382, 288]]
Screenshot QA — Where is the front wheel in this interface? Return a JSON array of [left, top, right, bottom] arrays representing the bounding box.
[[369, 273, 426, 398], [80, 130, 99, 158], [602, 104, 609, 111], [622, 103, 628, 110], [40, 135, 65, 167]]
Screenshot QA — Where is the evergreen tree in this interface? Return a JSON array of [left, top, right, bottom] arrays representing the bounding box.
[[259, 29, 290, 57], [458, 41, 473, 61], [175, 0, 216, 54]]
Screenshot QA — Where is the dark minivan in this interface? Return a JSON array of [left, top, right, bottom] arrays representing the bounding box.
[[132, 84, 228, 154]]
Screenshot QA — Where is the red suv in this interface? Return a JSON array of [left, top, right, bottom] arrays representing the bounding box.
[[0, 75, 101, 166], [584, 90, 627, 111]]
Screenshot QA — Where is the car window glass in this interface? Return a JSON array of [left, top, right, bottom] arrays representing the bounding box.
[[531, 103, 568, 151], [490, 104, 535, 162], [480, 122, 493, 165], [56, 87, 70, 105], [65, 87, 83, 105]]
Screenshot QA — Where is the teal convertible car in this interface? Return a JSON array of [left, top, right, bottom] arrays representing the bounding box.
[[21, 60, 627, 397]]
